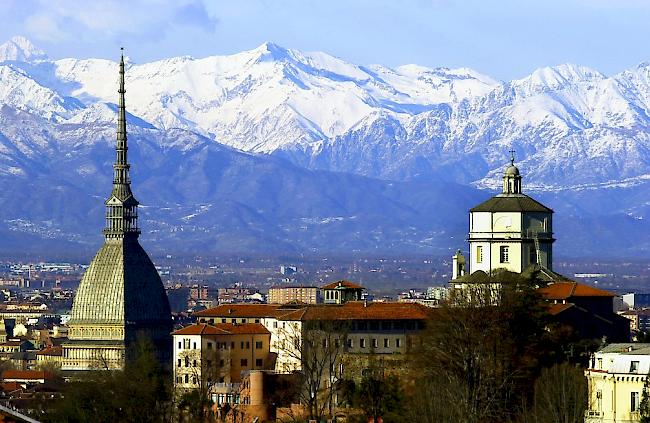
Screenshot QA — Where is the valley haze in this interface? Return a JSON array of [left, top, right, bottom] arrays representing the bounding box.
[[0, 36, 648, 258]]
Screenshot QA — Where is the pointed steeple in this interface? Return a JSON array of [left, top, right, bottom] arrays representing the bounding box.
[[103, 48, 140, 239]]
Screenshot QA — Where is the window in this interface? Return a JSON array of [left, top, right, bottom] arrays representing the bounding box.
[[273, 321, 278, 328], [530, 245, 537, 265], [231, 341, 235, 349], [372, 339, 378, 348], [476, 246, 483, 263], [396, 338, 401, 348], [255, 358, 263, 367], [360, 339, 366, 348], [178, 341, 181, 349], [241, 341, 244, 349], [185, 357, 189, 367], [207, 342, 213, 350], [184, 374, 188, 383], [256, 341, 263, 349], [322, 339, 327, 348], [597, 358, 602, 370], [384, 338, 390, 348], [255, 319, 260, 323], [347, 339, 353, 348], [500, 246, 509, 263], [193, 360, 197, 367], [631, 361, 640, 373], [246, 341, 250, 349], [596, 390, 602, 411], [219, 359, 224, 367], [193, 342, 197, 349], [177, 359, 181, 367], [241, 359, 248, 367], [221, 318, 226, 323], [632, 391, 640, 412], [242, 318, 247, 323]]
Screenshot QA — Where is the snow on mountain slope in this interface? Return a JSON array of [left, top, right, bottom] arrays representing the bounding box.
[[2, 37, 650, 191], [0, 36, 47, 62], [2, 41, 497, 153]]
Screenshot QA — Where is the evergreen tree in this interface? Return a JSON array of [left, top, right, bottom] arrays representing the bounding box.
[[640, 374, 650, 423]]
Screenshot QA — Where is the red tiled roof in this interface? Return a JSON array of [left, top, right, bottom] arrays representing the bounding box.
[[194, 301, 429, 322], [280, 301, 430, 321], [172, 323, 270, 336], [321, 280, 364, 290], [193, 304, 282, 318], [2, 370, 55, 381], [0, 381, 21, 392], [548, 303, 574, 316], [36, 346, 62, 356], [537, 282, 614, 300]]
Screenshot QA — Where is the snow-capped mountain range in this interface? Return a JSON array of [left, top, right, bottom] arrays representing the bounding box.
[[1, 36, 649, 257]]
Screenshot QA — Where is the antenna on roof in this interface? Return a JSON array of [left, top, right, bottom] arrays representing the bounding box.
[[509, 148, 516, 166]]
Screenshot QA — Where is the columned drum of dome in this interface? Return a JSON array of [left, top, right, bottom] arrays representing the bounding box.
[[62, 50, 172, 372]]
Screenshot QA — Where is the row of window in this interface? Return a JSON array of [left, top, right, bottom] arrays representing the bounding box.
[[476, 245, 540, 265], [176, 358, 263, 369], [177, 340, 264, 350], [348, 337, 402, 349], [201, 318, 262, 325], [476, 246, 509, 264]]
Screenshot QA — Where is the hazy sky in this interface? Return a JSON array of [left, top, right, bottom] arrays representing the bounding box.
[[1, 0, 649, 80]]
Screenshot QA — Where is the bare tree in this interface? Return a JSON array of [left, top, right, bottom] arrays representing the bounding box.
[[175, 343, 223, 422], [275, 319, 347, 422], [407, 271, 550, 423], [525, 362, 587, 423]]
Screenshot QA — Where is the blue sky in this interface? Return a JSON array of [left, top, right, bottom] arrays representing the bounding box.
[[1, 0, 649, 80]]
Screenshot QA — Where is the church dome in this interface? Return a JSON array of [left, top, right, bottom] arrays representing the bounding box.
[[504, 164, 520, 176]]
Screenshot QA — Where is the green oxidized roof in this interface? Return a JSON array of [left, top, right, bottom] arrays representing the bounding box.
[[68, 238, 171, 326], [470, 194, 553, 213]]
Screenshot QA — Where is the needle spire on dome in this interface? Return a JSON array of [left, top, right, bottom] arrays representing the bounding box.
[[509, 148, 516, 166], [103, 48, 139, 239]]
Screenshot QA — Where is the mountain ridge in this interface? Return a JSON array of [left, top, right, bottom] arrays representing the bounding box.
[[0, 37, 649, 257]]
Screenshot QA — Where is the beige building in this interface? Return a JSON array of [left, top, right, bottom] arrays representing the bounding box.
[[172, 323, 272, 390], [585, 343, 650, 422], [321, 280, 364, 304], [466, 157, 554, 275], [268, 286, 319, 304]]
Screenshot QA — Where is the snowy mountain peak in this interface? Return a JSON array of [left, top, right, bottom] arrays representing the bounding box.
[[0, 36, 48, 62], [248, 41, 293, 63], [514, 63, 604, 92]]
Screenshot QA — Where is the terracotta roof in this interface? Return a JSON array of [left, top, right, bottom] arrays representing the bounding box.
[[36, 346, 63, 356], [321, 280, 364, 290], [470, 194, 552, 213], [193, 304, 282, 318], [172, 323, 270, 336], [0, 381, 21, 392], [195, 301, 428, 322], [2, 370, 55, 381], [548, 303, 574, 316], [278, 301, 430, 321], [538, 282, 615, 300]]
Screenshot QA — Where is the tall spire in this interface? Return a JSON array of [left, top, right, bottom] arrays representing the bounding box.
[[103, 48, 140, 239], [115, 47, 129, 186]]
